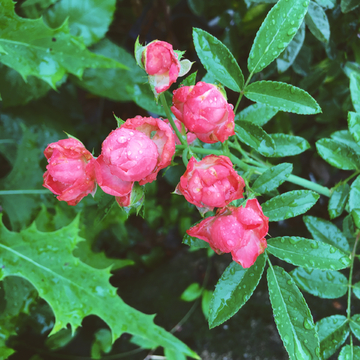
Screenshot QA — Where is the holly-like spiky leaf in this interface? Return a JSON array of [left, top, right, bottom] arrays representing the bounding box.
[[0, 215, 199, 359]]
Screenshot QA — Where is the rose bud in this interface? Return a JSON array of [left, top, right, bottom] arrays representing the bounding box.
[[101, 116, 175, 185], [175, 155, 245, 214], [187, 199, 269, 268], [142, 40, 181, 94], [43, 138, 96, 206], [163, 118, 197, 145], [171, 81, 235, 143]]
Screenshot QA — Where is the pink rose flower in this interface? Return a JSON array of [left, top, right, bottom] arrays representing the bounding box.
[[175, 155, 245, 213], [171, 81, 235, 143], [187, 199, 269, 268], [142, 40, 181, 94], [43, 138, 96, 206], [163, 118, 197, 145], [101, 116, 175, 185]]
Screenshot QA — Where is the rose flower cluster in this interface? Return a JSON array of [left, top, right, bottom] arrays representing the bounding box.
[[43, 40, 268, 268]]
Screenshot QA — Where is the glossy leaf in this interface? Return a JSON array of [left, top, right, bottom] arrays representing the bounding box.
[[208, 255, 265, 329], [235, 122, 275, 156], [350, 72, 360, 113], [316, 315, 349, 359], [244, 81, 321, 115], [252, 163, 293, 194], [277, 22, 305, 73], [316, 139, 360, 170], [328, 183, 350, 219], [339, 345, 360, 360], [180, 283, 202, 302], [262, 190, 320, 221], [267, 265, 320, 360], [350, 314, 360, 340], [305, 1, 330, 43], [291, 267, 348, 299], [314, 0, 336, 9], [43, 0, 116, 46], [353, 281, 360, 299], [303, 215, 350, 252], [247, 0, 309, 74], [0, 216, 199, 358], [267, 237, 351, 270], [180, 71, 197, 87], [348, 112, 360, 145], [268, 133, 310, 157], [183, 232, 210, 249], [192, 28, 244, 92], [164, 348, 187, 360], [235, 103, 278, 127], [0, 0, 125, 88], [331, 130, 360, 155], [340, 0, 360, 12], [349, 175, 360, 212]]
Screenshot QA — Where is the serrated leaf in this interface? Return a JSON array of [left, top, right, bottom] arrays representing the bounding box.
[[348, 112, 360, 145], [316, 139, 360, 170], [316, 315, 349, 359], [262, 190, 319, 221], [350, 73, 360, 113], [277, 21, 305, 73], [349, 175, 360, 212], [0, 216, 199, 358], [328, 183, 350, 219], [268, 133, 310, 157], [43, 0, 116, 46], [339, 345, 360, 360], [235, 103, 278, 126], [208, 255, 265, 329], [267, 237, 351, 270], [305, 1, 330, 43], [267, 265, 320, 360], [180, 283, 202, 302], [235, 122, 275, 156], [0, 0, 126, 88], [331, 130, 360, 155], [247, 0, 309, 74], [291, 267, 348, 299], [252, 163, 293, 194], [303, 215, 350, 253], [340, 0, 360, 12], [192, 28, 244, 92], [244, 81, 321, 115], [350, 315, 360, 341]]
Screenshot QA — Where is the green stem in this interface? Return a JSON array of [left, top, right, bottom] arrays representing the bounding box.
[[343, 171, 360, 185], [159, 93, 187, 147], [0, 190, 50, 195], [175, 145, 331, 197], [234, 72, 254, 113]]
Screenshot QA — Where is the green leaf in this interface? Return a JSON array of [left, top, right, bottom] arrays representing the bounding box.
[[235, 122, 276, 156], [305, 1, 330, 43], [182, 232, 210, 249], [348, 112, 360, 145], [0, 216, 199, 358], [21, 0, 58, 18], [291, 267, 348, 299], [46, 328, 74, 350], [247, 0, 309, 74], [277, 21, 305, 73], [268, 133, 310, 157], [91, 329, 112, 359], [316, 315, 349, 359], [267, 265, 320, 360], [340, 0, 360, 13], [303, 215, 350, 252], [164, 348, 187, 360], [350, 315, 360, 341], [349, 175, 360, 212], [350, 73, 360, 113], [201, 289, 212, 320], [235, 103, 278, 127], [244, 81, 321, 115], [208, 255, 266, 329], [0, 0, 125, 88], [314, 0, 336, 9], [43, 0, 116, 46], [252, 163, 293, 194], [316, 139, 360, 170], [192, 28, 244, 92], [328, 183, 350, 219], [353, 281, 360, 299], [180, 283, 202, 302], [331, 130, 360, 155], [262, 190, 320, 221], [267, 237, 351, 270], [180, 71, 197, 87], [339, 345, 360, 360]]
